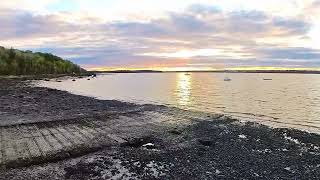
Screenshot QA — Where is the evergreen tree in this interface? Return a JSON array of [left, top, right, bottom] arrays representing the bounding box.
[[0, 46, 85, 75]]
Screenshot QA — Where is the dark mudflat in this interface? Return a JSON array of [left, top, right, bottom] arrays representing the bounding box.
[[0, 78, 319, 179]]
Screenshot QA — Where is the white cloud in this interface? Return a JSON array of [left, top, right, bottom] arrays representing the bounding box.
[[1, 0, 320, 69], [0, 0, 59, 13]]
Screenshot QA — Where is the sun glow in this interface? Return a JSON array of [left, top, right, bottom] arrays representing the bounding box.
[[87, 66, 218, 72], [139, 47, 253, 59], [139, 49, 222, 58], [87, 65, 320, 72], [308, 23, 320, 49]]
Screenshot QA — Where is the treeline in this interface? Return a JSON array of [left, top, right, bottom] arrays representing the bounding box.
[[0, 46, 85, 75]]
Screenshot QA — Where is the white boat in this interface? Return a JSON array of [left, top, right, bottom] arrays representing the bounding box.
[[224, 77, 231, 81], [185, 72, 190, 75]]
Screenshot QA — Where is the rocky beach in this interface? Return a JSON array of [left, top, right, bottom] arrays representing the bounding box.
[[0, 78, 319, 179]]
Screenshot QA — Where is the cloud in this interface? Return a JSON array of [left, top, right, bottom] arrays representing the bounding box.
[[0, 2, 318, 69], [0, 0, 58, 12], [187, 4, 221, 15], [259, 47, 320, 60], [272, 17, 310, 35], [0, 9, 77, 39]]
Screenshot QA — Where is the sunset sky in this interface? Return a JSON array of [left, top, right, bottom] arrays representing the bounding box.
[[1, 0, 320, 71]]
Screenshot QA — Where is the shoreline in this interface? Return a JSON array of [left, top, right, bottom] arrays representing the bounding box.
[[91, 70, 320, 74], [0, 78, 320, 179], [35, 74, 320, 135]]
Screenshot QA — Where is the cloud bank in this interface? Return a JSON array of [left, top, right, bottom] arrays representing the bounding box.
[[0, 1, 319, 70]]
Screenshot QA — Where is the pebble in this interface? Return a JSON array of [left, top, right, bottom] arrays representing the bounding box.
[[238, 134, 247, 139], [142, 143, 155, 149]]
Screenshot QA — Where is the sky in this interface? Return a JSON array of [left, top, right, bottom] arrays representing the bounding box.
[[1, 0, 320, 71]]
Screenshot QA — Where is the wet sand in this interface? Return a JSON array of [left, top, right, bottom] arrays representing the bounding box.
[[0, 78, 319, 179]]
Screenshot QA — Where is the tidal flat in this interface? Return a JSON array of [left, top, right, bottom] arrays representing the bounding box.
[[0, 78, 319, 179]]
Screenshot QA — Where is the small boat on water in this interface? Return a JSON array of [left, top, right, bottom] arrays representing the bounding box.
[[263, 78, 272, 80], [224, 77, 231, 81]]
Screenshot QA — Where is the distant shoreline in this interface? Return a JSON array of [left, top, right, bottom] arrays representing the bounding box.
[[91, 70, 320, 74]]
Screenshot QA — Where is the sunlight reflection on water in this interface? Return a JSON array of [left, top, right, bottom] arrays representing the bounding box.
[[176, 73, 191, 106], [38, 72, 320, 134]]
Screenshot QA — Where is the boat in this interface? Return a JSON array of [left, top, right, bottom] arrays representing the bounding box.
[[263, 78, 272, 80], [185, 72, 190, 75], [224, 77, 231, 81]]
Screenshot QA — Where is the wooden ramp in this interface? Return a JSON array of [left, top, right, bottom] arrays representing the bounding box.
[[0, 117, 127, 169], [0, 109, 207, 169]]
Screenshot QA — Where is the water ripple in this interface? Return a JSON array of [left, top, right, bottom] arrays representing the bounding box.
[[39, 73, 320, 134]]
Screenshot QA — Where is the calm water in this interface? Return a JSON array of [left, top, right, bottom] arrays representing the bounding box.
[[39, 73, 320, 133]]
